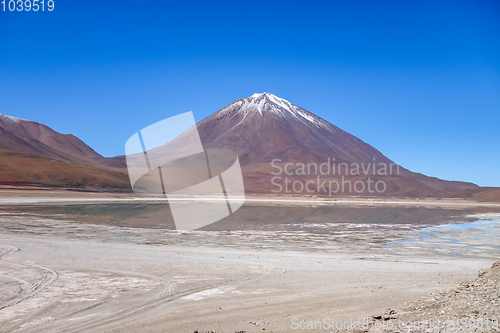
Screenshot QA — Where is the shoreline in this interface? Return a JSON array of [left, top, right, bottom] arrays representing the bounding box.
[[0, 189, 499, 208]]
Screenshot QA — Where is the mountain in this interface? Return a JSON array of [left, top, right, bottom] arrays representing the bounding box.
[[197, 93, 484, 198], [198, 93, 392, 166], [0, 94, 493, 198], [0, 114, 129, 190], [0, 114, 125, 168]]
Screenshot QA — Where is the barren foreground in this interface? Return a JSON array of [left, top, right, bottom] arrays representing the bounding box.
[[0, 232, 492, 333], [0, 192, 498, 332]]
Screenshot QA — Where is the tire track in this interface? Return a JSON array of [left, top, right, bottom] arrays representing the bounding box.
[[52, 258, 285, 332], [0, 246, 58, 310]]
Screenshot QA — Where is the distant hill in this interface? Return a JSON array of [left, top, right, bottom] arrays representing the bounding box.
[[474, 188, 500, 203], [0, 148, 129, 191], [0, 114, 125, 168], [0, 114, 129, 191]]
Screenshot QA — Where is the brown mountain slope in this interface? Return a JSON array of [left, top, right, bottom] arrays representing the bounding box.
[[0, 148, 130, 191], [198, 93, 393, 166], [196, 93, 483, 198], [473, 188, 500, 203], [0, 114, 124, 168]]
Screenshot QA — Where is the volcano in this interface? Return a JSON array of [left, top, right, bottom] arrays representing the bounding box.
[[197, 93, 483, 198]]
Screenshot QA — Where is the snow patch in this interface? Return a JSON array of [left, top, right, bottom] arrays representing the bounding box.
[[242, 93, 328, 129], [0, 113, 26, 123], [211, 92, 330, 131]]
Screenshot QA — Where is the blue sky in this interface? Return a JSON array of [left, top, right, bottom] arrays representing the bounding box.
[[0, 0, 499, 186]]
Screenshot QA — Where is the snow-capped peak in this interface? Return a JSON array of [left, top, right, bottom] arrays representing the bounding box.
[[248, 92, 287, 104], [235, 92, 327, 129], [241, 92, 294, 114]]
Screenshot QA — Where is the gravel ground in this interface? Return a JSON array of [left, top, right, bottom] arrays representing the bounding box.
[[365, 261, 500, 333]]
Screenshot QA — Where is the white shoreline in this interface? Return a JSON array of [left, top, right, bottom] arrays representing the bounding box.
[[0, 196, 499, 207]]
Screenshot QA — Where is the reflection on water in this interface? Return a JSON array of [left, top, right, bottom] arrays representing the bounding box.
[[1, 203, 480, 229], [0, 203, 499, 259], [384, 213, 500, 259]]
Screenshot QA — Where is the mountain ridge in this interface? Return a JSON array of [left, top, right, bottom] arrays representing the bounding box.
[[0, 113, 129, 191], [0, 113, 125, 168], [0, 94, 494, 197]]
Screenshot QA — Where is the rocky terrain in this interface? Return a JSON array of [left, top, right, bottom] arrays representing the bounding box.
[[365, 261, 500, 333]]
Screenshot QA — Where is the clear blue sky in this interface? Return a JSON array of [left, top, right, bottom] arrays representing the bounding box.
[[0, 0, 499, 186]]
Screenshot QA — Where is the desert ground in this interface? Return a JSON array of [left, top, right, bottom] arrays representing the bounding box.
[[0, 188, 499, 333]]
